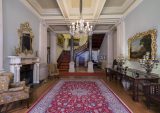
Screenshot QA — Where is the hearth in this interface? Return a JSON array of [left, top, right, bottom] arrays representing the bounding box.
[[20, 64, 33, 84]]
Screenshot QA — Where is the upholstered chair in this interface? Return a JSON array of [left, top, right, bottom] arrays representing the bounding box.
[[48, 63, 59, 79], [0, 72, 30, 112]]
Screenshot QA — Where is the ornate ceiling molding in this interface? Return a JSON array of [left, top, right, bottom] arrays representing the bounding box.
[[102, 0, 135, 14], [20, 0, 143, 33], [27, 0, 62, 16]]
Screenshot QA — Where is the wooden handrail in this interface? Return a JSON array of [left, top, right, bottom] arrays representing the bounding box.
[[74, 41, 88, 56]]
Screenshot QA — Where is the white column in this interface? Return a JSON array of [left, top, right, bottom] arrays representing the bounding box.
[[39, 20, 48, 64], [33, 62, 40, 84], [116, 19, 126, 57], [69, 36, 75, 72], [0, 0, 3, 71], [50, 32, 57, 63], [11, 64, 22, 83], [87, 36, 94, 72], [16, 65, 21, 83], [113, 29, 118, 59], [107, 32, 114, 68]]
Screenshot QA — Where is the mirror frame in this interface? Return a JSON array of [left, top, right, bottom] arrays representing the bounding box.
[[15, 22, 34, 55]]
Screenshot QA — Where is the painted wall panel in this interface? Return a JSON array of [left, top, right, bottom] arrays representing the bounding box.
[[3, 0, 40, 70], [124, 0, 160, 75]]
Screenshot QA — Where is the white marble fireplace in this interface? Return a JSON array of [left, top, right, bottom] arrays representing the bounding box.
[[8, 56, 40, 84]]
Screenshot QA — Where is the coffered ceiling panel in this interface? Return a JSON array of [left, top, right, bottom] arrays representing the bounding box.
[[23, 0, 141, 33], [105, 0, 126, 7], [57, 0, 106, 19], [27, 0, 62, 16], [36, 0, 59, 9], [102, 0, 135, 14], [71, 0, 92, 8]]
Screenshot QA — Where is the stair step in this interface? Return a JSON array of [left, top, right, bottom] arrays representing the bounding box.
[[60, 62, 70, 64], [60, 64, 69, 66], [59, 66, 69, 68], [60, 60, 70, 62], [59, 69, 68, 72]]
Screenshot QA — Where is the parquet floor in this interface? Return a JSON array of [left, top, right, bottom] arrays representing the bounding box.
[[5, 69, 159, 113]]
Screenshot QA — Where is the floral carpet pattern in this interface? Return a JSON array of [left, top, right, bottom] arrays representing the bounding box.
[[28, 79, 132, 113]]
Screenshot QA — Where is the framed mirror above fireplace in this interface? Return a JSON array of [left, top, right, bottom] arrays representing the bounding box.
[[15, 22, 34, 55]]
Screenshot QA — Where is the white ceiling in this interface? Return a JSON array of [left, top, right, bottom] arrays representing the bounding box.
[[25, 0, 141, 33]]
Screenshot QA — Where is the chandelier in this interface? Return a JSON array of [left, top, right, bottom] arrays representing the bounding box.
[[69, 0, 93, 37]]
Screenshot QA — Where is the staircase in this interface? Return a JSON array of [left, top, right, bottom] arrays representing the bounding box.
[[74, 34, 105, 56], [75, 42, 88, 57], [57, 34, 105, 72], [57, 51, 70, 72]]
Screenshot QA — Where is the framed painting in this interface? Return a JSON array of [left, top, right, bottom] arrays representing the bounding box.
[[57, 34, 65, 47], [68, 38, 80, 46], [128, 29, 157, 60]]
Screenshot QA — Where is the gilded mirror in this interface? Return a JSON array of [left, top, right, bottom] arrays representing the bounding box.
[[15, 22, 34, 55], [128, 29, 157, 60]]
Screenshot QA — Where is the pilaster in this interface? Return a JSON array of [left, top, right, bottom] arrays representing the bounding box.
[[116, 19, 126, 57], [107, 32, 114, 68], [34, 62, 40, 83], [0, 0, 3, 71], [50, 32, 57, 63], [39, 20, 48, 64]]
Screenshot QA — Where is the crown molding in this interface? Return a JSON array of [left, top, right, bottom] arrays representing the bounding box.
[[93, 30, 110, 34], [19, 0, 41, 18], [121, 0, 135, 12], [27, 0, 42, 13], [53, 31, 69, 34], [56, 0, 69, 19], [99, 14, 123, 19], [42, 15, 64, 20], [102, 0, 134, 15], [93, 0, 106, 19], [123, 0, 143, 18], [41, 9, 61, 16], [46, 20, 67, 25]]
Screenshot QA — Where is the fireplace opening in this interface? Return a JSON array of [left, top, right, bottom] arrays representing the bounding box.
[[20, 64, 34, 84]]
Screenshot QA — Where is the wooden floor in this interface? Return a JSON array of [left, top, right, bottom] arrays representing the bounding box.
[[5, 70, 159, 113]]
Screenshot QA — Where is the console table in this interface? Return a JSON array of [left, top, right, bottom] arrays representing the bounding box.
[[106, 68, 160, 101]]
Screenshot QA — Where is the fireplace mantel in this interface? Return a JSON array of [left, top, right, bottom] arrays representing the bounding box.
[[8, 56, 40, 83]]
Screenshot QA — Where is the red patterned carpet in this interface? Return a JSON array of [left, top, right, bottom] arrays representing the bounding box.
[[28, 79, 132, 113], [60, 72, 105, 76]]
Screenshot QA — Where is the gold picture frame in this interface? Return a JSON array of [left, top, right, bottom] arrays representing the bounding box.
[[57, 34, 65, 47], [15, 22, 34, 55], [128, 29, 157, 60]]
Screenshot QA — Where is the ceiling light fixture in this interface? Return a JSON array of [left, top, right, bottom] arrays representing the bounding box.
[[69, 0, 93, 37]]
